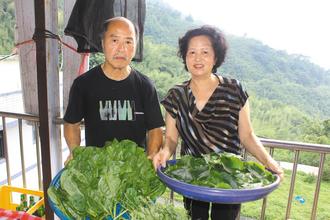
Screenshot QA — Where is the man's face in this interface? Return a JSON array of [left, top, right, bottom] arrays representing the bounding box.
[[102, 20, 136, 69]]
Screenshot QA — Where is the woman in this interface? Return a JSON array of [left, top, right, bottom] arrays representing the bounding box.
[[152, 25, 284, 220]]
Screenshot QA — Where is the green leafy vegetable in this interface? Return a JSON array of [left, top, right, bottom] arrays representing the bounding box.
[[48, 139, 185, 220], [164, 152, 276, 189]]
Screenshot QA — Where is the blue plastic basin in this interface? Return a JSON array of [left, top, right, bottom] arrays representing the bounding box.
[[157, 160, 280, 204]]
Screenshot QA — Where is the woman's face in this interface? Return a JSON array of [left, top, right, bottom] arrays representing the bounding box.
[[186, 35, 216, 77]]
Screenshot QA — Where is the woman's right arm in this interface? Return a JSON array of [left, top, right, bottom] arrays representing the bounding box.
[[152, 112, 179, 169]]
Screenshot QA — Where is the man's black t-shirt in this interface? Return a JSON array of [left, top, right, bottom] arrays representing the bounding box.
[[64, 66, 164, 148]]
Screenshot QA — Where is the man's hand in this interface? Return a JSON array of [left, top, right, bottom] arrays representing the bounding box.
[[64, 153, 73, 166], [147, 152, 157, 160]]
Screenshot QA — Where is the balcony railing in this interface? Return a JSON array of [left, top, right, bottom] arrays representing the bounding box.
[[258, 138, 329, 220], [0, 111, 42, 189], [1, 110, 329, 220]]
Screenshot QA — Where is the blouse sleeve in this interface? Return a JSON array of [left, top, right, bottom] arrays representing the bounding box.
[[236, 80, 249, 108], [161, 88, 179, 119]]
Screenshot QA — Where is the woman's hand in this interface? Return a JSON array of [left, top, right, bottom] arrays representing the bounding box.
[[152, 148, 172, 170], [265, 157, 284, 181]]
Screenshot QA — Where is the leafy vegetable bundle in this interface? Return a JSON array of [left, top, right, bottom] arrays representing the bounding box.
[[48, 140, 185, 220], [164, 152, 276, 189]]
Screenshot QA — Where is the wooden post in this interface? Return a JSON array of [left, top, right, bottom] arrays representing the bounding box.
[[44, 0, 62, 176], [33, 0, 53, 218], [14, 0, 62, 218], [15, 0, 62, 171], [14, 0, 38, 115]]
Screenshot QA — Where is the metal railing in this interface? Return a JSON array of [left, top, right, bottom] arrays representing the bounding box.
[[0, 111, 42, 189], [169, 139, 329, 219], [259, 138, 330, 220], [0, 110, 329, 219]]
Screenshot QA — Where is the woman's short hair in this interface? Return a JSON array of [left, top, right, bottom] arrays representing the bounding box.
[[178, 25, 228, 73]]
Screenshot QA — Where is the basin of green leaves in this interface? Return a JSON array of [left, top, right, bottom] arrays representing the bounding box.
[[164, 152, 276, 189], [47, 139, 187, 220]]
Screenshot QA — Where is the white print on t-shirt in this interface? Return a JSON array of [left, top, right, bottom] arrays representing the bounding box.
[[99, 100, 135, 121]]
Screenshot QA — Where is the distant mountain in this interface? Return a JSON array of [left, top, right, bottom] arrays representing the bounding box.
[[0, 0, 329, 138], [222, 36, 330, 118], [144, 0, 201, 47], [2, 0, 328, 118], [0, 0, 15, 54], [145, 0, 330, 119]]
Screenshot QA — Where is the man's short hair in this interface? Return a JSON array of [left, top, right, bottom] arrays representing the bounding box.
[[100, 17, 139, 42]]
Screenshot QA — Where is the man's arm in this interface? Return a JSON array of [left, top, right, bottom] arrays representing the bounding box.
[[64, 121, 81, 154], [152, 112, 179, 169], [146, 127, 163, 159]]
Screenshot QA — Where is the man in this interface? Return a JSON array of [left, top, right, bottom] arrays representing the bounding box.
[[64, 17, 164, 163]]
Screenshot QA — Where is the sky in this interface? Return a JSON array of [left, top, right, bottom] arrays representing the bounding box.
[[164, 0, 330, 70]]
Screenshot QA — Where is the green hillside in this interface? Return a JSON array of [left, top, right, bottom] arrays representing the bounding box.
[[141, 0, 330, 182], [0, 0, 15, 54], [223, 36, 330, 118], [144, 0, 201, 47], [136, 0, 330, 145], [145, 0, 330, 120], [1, 0, 329, 145]]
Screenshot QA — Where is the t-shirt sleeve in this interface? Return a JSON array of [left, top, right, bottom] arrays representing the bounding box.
[[236, 80, 249, 108], [160, 88, 179, 119], [63, 79, 84, 123], [143, 80, 165, 130]]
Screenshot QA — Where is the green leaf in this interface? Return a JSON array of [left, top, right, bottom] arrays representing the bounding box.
[[164, 153, 276, 190], [48, 139, 166, 219]]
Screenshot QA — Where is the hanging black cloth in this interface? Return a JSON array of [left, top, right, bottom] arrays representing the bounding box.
[[64, 0, 146, 61]]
